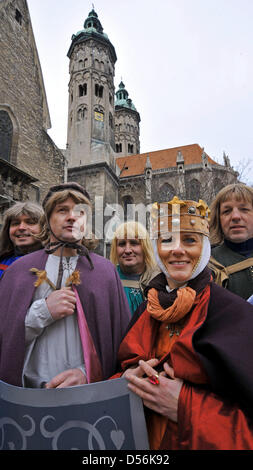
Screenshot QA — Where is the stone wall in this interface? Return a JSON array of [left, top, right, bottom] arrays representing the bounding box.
[[0, 0, 65, 204], [119, 164, 238, 213]]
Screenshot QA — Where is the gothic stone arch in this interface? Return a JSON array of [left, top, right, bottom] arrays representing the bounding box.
[[0, 105, 19, 165], [186, 178, 201, 201], [159, 183, 175, 202]]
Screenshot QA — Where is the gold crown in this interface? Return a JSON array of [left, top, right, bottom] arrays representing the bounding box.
[[151, 196, 210, 237]]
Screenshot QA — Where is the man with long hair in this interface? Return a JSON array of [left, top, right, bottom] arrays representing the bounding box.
[[0, 182, 130, 388], [209, 183, 253, 299], [0, 202, 43, 278]]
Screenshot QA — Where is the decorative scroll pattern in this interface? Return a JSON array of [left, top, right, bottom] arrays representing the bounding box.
[[0, 414, 125, 450], [0, 415, 35, 450]]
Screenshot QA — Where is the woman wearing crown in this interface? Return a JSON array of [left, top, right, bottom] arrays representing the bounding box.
[[113, 197, 253, 450]]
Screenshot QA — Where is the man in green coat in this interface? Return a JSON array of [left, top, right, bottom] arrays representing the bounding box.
[[209, 183, 253, 299]]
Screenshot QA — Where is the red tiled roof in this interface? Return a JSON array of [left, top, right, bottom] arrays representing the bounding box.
[[116, 144, 217, 178]]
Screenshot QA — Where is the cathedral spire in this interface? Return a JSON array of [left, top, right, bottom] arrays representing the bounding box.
[[115, 81, 137, 111], [83, 8, 103, 34]]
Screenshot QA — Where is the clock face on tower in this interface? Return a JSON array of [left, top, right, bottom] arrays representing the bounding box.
[[94, 111, 104, 122]]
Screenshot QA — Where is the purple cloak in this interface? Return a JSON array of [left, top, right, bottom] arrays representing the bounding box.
[[0, 249, 131, 386]]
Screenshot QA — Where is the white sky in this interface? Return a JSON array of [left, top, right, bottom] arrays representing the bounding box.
[[28, 0, 253, 184]]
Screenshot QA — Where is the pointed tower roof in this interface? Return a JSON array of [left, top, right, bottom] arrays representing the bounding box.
[[83, 8, 104, 34], [115, 81, 137, 112], [67, 9, 116, 62]]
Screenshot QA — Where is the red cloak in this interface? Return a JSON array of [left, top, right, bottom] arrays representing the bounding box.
[[115, 281, 253, 450]]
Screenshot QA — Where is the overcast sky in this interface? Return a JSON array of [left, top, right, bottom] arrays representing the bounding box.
[[28, 0, 253, 184]]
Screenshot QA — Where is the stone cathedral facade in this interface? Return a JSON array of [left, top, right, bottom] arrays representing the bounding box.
[[0, 3, 238, 253], [65, 9, 238, 254]]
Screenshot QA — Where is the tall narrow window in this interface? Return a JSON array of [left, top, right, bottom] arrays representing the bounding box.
[[79, 84, 87, 97], [95, 84, 103, 98], [0, 111, 13, 162], [99, 85, 103, 98], [109, 112, 113, 129], [15, 9, 22, 25], [128, 144, 134, 153], [77, 108, 86, 120], [123, 195, 134, 220]]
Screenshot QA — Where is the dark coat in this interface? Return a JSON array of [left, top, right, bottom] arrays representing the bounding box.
[[211, 243, 253, 299]]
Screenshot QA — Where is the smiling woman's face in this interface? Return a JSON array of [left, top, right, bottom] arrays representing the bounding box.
[[157, 231, 203, 288]]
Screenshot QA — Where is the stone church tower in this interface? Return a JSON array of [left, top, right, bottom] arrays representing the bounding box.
[[66, 9, 123, 255], [66, 9, 117, 170], [114, 81, 140, 156]]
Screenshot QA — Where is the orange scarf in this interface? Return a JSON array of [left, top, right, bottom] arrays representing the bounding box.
[[147, 286, 196, 323], [146, 286, 197, 450]]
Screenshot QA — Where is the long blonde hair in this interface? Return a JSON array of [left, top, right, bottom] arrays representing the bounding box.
[[210, 183, 253, 245], [110, 221, 156, 270]]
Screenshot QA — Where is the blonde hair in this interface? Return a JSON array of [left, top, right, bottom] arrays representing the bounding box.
[[210, 183, 253, 245], [38, 189, 98, 251], [0, 202, 43, 258], [110, 221, 156, 270]]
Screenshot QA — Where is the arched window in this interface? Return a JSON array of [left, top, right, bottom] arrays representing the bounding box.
[[213, 177, 224, 194], [95, 84, 103, 98], [79, 84, 87, 97], [159, 183, 175, 202], [0, 110, 13, 162], [122, 195, 134, 220], [186, 179, 201, 201], [77, 107, 86, 120]]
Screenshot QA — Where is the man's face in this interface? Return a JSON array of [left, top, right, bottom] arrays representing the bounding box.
[[9, 214, 40, 248], [220, 195, 253, 243], [49, 197, 87, 243]]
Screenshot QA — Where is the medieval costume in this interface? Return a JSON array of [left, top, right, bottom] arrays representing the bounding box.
[[117, 265, 145, 315], [114, 197, 253, 450], [117, 264, 158, 316], [0, 249, 131, 387], [210, 238, 253, 299], [0, 182, 131, 388]]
